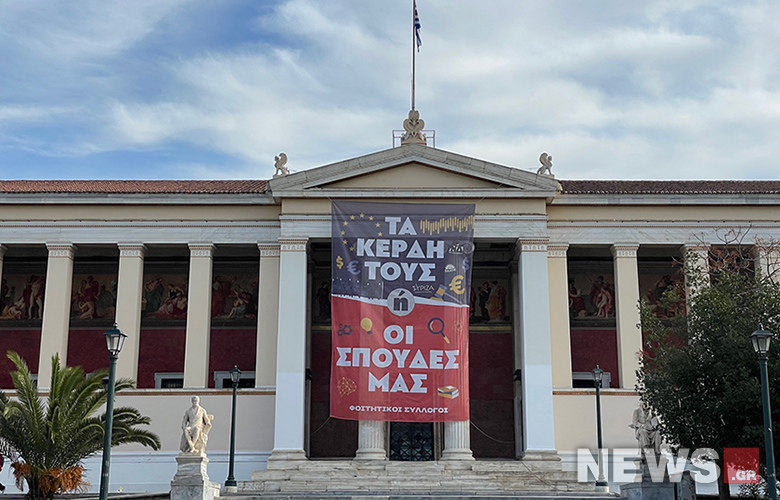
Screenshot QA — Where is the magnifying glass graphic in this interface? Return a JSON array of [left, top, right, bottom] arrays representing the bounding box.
[[428, 317, 450, 344]]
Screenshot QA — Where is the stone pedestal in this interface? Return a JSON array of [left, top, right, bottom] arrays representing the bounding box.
[[621, 464, 675, 500], [171, 453, 220, 500]]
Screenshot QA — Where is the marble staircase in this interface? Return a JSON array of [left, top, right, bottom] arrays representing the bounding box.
[[228, 460, 610, 497]]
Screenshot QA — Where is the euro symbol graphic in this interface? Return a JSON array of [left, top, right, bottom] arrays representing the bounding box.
[[336, 256, 344, 269], [449, 275, 465, 295], [346, 260, 361, 275]]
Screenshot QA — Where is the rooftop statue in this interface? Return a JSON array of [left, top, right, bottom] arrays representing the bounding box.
[[537, 152, 554, 176], [401, 109, 427, 145], [274, 152, 289, 177]]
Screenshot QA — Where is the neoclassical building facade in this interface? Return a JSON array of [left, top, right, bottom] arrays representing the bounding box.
[[1, 143, 779, 492]]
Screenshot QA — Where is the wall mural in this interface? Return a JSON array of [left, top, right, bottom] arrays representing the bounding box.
[[470, 276, 511, 324], [0, 274, 45, 320], [567, 274, 615, 319], [210, 274, 258, 320], [639, 269, 686, 319], [141, 274, 188, 319], [70, 274, 118, 320]]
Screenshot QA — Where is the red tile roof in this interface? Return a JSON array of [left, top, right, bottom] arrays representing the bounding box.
[[558, 180, 780, 195], [1, 179, 779, 195], [0, 180, 267, 194]]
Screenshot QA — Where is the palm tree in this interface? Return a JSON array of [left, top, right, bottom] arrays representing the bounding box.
[[0, 351, 161, 500]]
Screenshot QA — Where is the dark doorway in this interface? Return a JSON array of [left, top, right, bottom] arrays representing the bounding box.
[[389, 422, 435, 461]]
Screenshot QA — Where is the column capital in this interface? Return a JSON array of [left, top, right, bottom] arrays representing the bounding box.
[[516, 238, 549, 253], [547, 243, 569, 258], [681, 242, 709, 255], [46, 243, 77, 258], [258, 243, 281, 257], [188, 242, 215, 257], [118, 243, 147, 258], [611, 243, 639, 258], [279, 237, 309, 252]]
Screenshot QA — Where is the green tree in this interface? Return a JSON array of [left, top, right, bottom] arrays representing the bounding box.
[[0, 352, 161, 500], [638, 249, 780, 500]]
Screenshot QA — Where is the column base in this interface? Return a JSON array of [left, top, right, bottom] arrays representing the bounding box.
[[519, 449, 562, 471], [355, 448, 387, 460], [440, 449, 475, 462], [267, 449, 308, 469]]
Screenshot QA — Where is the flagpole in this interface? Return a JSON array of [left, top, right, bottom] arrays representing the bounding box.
[[411, 0, 416, 111]]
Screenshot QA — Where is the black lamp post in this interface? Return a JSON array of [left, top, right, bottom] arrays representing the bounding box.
[[592, 365, 609, 492], [752, 325, 777, 500], [225, 366, 241, 489], [99, 324, 127, 500]]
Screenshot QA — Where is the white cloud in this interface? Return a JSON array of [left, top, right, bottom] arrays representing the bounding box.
[[1, 0, 780, 180]]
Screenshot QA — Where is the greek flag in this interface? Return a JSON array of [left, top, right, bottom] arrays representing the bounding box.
[[414, 1, 422, 51]]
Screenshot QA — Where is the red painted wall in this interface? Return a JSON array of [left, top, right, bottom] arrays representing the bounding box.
[[137, 328, 186, 388], [0, 328, 41, 388], [207, 328, 257, 388], [67, 328, 113, 374], [570, 328, 620, 388], [469, 331, 515, 458]]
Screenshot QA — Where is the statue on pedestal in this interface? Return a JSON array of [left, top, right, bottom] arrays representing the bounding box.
[[629, 404, 662, 456], [172, 397, 220, 500], [180, 396, 214, 455]]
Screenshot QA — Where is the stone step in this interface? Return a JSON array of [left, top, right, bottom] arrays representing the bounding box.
[[222, 492, 619, 500]]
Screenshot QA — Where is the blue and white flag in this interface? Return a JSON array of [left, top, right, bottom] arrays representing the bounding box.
[[414, 1, 422, 51]]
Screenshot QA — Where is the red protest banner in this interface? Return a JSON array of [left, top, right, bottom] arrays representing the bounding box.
[[330, 201, 474, 421]]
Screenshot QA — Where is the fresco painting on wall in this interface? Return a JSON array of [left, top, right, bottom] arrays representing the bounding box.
[[470, 276, 511, 324], [141, 275, 189, 320], [210, 274, 258, 319], [70, 274, 118, 320], [0, 274, 45, 320], [639, 269, 686, 319], [567, 274, 615, 319]]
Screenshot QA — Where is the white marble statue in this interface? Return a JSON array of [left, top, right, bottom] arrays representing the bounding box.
[[537, 152, 553, 176], [401, 109, 427, 145], [274, 152, 289, 177], [180, 396, 214, 454], [629, 404, 662, 456]]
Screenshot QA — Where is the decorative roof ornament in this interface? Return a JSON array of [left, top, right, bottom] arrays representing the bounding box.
[[274, 152, 289, 178], [400, 110, 427, 145], [537, 152, 554, 177]]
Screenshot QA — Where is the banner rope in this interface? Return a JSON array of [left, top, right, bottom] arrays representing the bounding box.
[[309, 417, 332, 437], [469, 421, 515, 444]]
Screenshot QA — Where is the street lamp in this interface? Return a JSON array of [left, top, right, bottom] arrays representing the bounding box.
[[752, 325, 777, 500], [99, 324, 127, 500], [225, 366, 241, 491], [592, 365, 609, 493]]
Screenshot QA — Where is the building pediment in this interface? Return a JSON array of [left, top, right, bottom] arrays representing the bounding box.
[[267, 144, 559, 199]]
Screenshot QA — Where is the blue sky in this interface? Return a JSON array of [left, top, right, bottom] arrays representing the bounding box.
[[1, 0, 779, 181]]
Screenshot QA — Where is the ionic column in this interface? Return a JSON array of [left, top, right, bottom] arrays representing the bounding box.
[[756, 246, 780, 284], [547, 243, 573, 388], [0, 244, 6, 294], [255, 244, 281, 388], [115, 244, 146, 381], [441, 421, 475, 461], [183, 243, 214, 388], [268, 237, 309, 466], [38, 243, 77, 389], [681, 243, 710, 304], [355, 421, 387, 460], [516, 239, 556, 454], [612, 244, 642, 389]]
